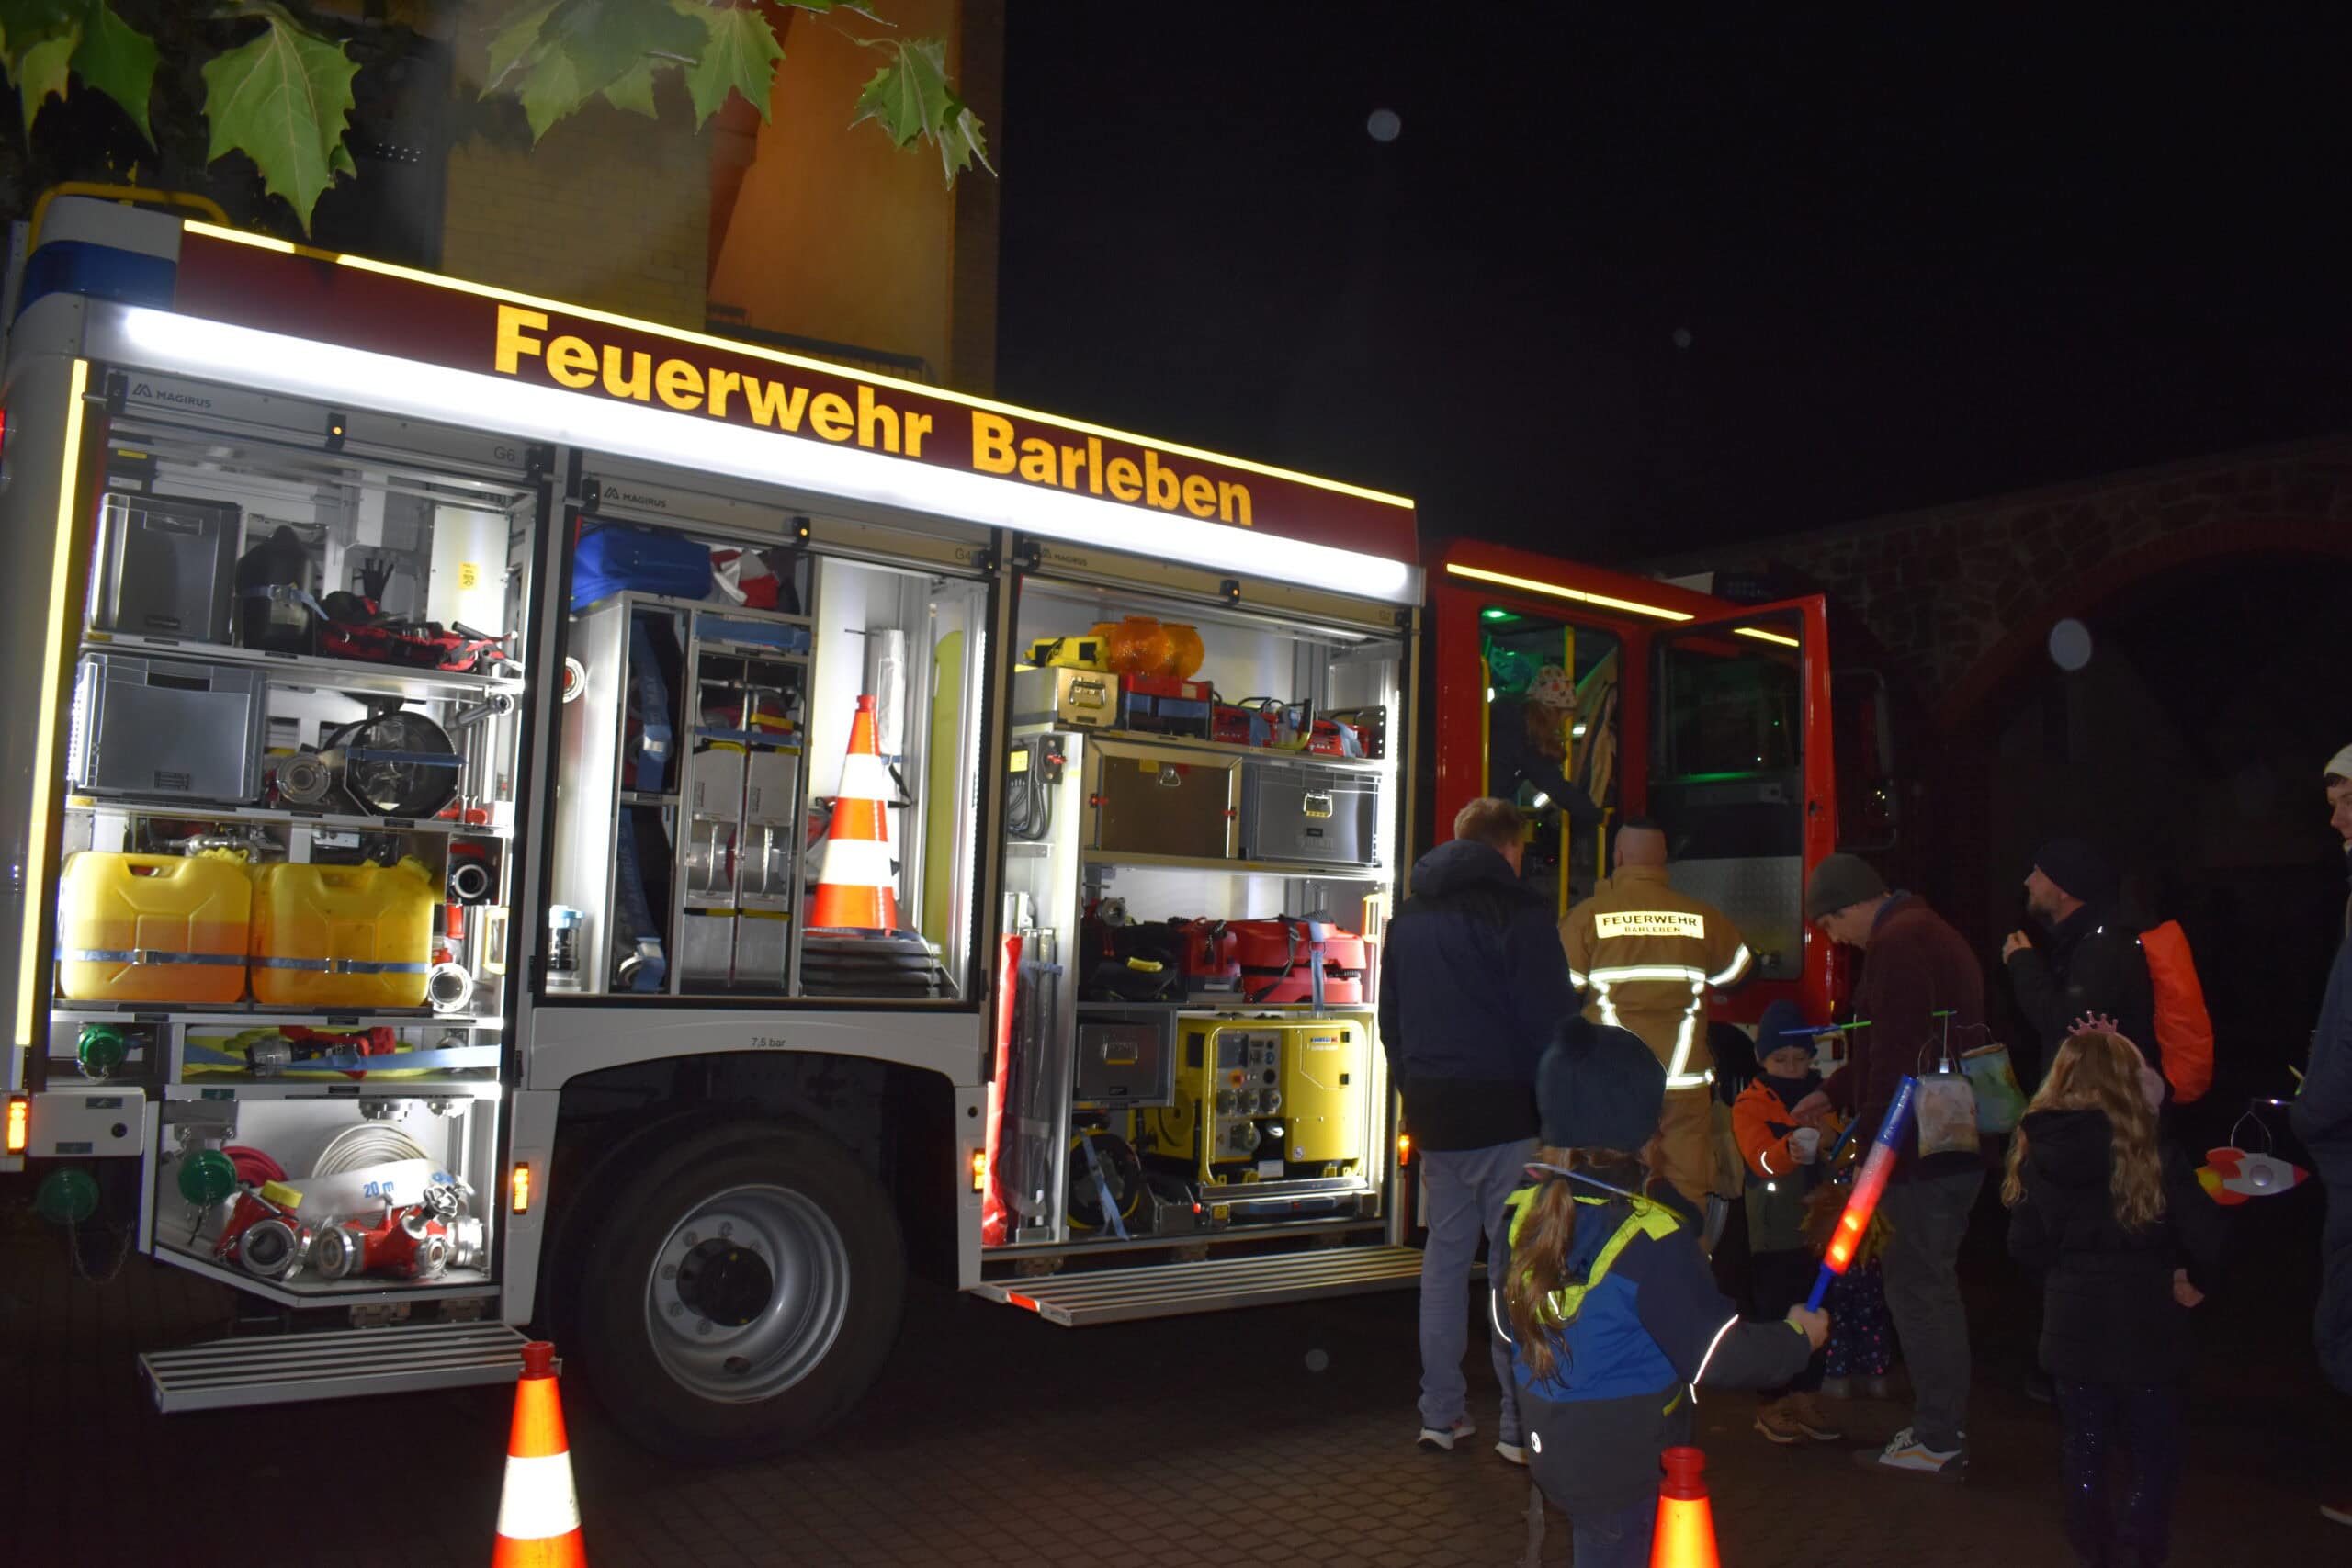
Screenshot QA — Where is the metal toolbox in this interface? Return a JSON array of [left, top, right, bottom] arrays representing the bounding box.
[[68, 652, 265, 803], [1073, 1012, 1174, 1107], [1239, 758, 1381, 866], [88, 489, 240, 643], [1012, 665, 1117, 729], [1082, 738, 1238, 862]]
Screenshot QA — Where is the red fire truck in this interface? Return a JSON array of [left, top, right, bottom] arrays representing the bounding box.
[[1, 192, 1855, 1460]]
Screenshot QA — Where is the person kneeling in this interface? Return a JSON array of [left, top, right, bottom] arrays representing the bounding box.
[[1502, 1014, 1829, 1568]]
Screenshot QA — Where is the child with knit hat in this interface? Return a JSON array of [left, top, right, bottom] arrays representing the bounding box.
[[1501, 1014, 1830, 1566], [1734, 999, 1847, 1444]]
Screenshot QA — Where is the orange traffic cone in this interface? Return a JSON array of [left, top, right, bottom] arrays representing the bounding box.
[[1650, 1446, 1720, 1567], [808, 694, 899, 931], [492, 1341, 585, 1567]]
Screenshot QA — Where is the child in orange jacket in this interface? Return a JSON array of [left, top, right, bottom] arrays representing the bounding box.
[[1733, 999, 1847, 1445]]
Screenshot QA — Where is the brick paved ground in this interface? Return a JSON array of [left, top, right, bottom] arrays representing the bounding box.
[[3, 1187, 2343, 1568]]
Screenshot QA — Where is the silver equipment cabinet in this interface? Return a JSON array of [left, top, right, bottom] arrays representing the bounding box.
[[550, 587, 820, 996]]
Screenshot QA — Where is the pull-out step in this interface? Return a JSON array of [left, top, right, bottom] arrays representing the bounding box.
[[141, 1321, 532, 1413], [977, 1244, 1427, 1326]]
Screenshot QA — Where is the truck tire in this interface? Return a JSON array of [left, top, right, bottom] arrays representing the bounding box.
[[574, 1121, 905, 1462]]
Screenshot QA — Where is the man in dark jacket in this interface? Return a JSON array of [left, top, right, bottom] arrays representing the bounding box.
[[2290, 745, 2352, 1529], [1792, 852, 1987, 1480], [2003, 838, 2159, 1082], [1380, 796, 1578, 1464]]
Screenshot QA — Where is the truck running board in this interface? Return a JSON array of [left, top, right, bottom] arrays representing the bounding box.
[[141, 1321, 533, 1413], [977, 1244, 1427, 1326]]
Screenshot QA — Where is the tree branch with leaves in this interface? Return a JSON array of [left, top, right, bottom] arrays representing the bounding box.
[[0, 0, 989, 231]]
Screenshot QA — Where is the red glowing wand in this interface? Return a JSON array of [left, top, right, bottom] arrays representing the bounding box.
[[1805, 1075, 1918, 1313]]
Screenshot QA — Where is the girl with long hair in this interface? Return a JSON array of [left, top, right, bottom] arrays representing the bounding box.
[[1502, 1017, 1826, 1568], [2006, 1030, 2225, 1567]]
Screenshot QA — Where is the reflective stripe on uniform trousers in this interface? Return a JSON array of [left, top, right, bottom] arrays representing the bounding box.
[[1584, 963, 1717, 1089]]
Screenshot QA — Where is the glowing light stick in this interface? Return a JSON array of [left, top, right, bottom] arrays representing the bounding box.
[[1804, 1075, 1917, 1312]]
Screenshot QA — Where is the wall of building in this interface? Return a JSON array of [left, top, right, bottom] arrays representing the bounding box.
[[1662, 438, 2352, 724], [705, 0, 1001, 389], [438, 67, 712, 330], [426, 3, 999, 379]]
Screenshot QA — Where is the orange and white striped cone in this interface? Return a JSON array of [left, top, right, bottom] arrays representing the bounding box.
[[1650, 1446, 1721, 1568], [492, 1340, 585, 1568], [808, 694, 899, 931]]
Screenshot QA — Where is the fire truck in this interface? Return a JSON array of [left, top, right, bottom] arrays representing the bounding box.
[[1, 194, 1857, 1460]]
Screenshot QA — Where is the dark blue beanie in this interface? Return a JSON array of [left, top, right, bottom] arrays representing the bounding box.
[[1538, 1014, 1666, 1152], [2034, 838, 2118, 906], [1756, 999, 1815, 1058]]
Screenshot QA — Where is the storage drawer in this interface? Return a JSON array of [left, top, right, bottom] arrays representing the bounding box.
[[68, 653, 265, 803], [1083, 739, 1238, 862], [1239, 759, 1380, 866], [685, 745, 745, 818], [1073, 1013, 1174, 1108], [743, 749, 800, 826], [89, 490, 239, 643]]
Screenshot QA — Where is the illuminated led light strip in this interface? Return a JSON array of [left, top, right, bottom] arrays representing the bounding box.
[[114, 308, 1419, 605], [1735, 626, 1801, 648], [184, 221, 1416, 513], [17, 359, 88, 1045], [1443, 562, 1694, 623]]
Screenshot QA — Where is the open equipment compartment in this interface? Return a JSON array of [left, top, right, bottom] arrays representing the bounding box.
[[546, 462, 993, 1005], [990, 573, 1406, 1253], [50, 372, 541, 1303]]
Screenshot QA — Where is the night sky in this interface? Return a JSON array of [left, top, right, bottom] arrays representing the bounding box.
[[995, 9, 2352, 560]]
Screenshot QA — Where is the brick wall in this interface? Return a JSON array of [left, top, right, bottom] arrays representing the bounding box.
[[1665, 437, 2352, 721], [439, 86, 711, 331]]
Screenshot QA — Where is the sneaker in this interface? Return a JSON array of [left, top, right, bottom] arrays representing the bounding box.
[[2323, 1498, 2352, 1527], [1857, 1427, 1966, 1480], [1754, 1400, 1806, 1446], [1784, 1393, 1845, 1442], [1819, 1375, 1855, 1400], [1494, 1439, 1528, 1467], [1417, 1416, 1475, 1452]]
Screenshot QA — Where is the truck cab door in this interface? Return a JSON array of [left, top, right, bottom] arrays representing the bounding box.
[[1645, 595, 1836, 1019]]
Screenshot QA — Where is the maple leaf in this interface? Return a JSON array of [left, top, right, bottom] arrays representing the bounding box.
[[513, 35, 584, 140], [684, 2, 783, 127], [538, 0, 701, 99], [199, 6, 358, 229], [15, 19, 74, 136], [483, 0, 557, 93], [600, 55, 656, 117], [0, 0, 80, 66], [70, 0, 157, 143], [850, 36, 950, 149], [851, 37, 989, 183]]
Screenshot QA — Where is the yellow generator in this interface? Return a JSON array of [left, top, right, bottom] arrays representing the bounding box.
[[1145, 1017, 1368, 1182]]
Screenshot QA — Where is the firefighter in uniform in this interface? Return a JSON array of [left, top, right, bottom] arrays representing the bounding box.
[[1559, 821, 1753, 1221]]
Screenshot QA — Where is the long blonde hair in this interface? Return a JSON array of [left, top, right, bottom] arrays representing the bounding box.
[[2001, 1031, 2165, 1232], [1503, 1139, 1658, 1382]]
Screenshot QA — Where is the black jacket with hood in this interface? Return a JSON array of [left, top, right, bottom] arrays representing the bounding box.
[[1377, 839, 1577, 1150], [2007, 904, 2159, 1081], [2006, 1107, 2225, 1384]]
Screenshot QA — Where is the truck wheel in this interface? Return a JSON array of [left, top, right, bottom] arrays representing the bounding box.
[[575, 1122, 904, 1462]]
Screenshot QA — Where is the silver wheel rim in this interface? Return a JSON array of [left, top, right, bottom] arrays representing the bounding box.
[[643, 1182, 851, 1404]]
